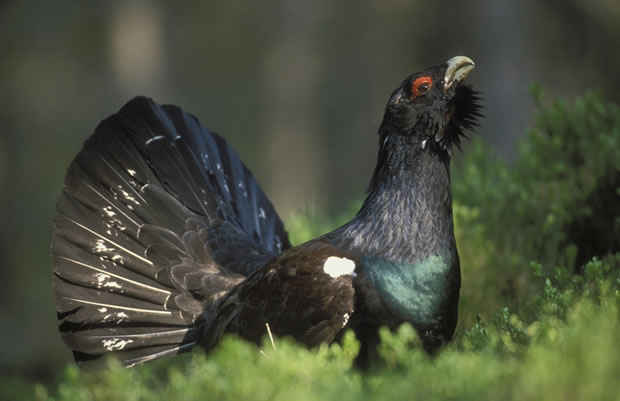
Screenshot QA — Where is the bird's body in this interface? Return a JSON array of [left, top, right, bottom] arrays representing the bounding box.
[[51, 56, 481, 367]]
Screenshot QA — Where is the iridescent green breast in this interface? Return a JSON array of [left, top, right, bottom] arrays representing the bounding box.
[[362, 254, 455, 325]]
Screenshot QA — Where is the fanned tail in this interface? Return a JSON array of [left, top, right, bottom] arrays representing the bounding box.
[[51, 96, 290, 366]]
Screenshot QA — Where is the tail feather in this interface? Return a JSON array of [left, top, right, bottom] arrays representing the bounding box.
[[116, 342, 197, 368], [52, 243, 173, 307], [53, 197, 158, 281], [54, 279, 188, 327], [51, 96, 289, 366], [71, 341, 197, 368], [61, 326, 194, 354]]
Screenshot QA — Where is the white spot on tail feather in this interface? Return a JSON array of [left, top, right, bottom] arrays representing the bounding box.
[[343, 312, 350, 327], [258, 208, 266, 219], [118, 185, 140, 206], [93, 239, 114, 254], [115, 312, 129, 323], [323, 256, 356, 278], [275, 237, 282, 252], [102, 338, 134, 351], [95, 272, 110, 288], [95, 272, 121, 289], [127, 169, 137, 177], [145, 136, 164, 146]]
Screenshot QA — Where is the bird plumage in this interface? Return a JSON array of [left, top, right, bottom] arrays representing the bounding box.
[[51, 99, 291, 366], [50, 56, 481, 367]]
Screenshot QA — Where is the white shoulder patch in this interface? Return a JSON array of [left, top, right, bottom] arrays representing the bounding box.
[[323, 256, 356, 278]]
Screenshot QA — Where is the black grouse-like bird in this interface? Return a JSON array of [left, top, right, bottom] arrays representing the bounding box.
[[51, 56, 481, 367]]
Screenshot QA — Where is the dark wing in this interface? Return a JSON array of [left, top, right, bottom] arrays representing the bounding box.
[[199, 241, 356, 350], [51, 96, 290, 366]]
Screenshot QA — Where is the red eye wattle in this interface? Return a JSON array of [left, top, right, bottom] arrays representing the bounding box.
[[412, 76, 433, 97]]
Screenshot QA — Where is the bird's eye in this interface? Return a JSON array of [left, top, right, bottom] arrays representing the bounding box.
[[412, 76, 433, 97]]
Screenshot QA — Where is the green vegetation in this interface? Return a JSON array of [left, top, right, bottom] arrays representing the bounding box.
[[453, 89, 620, 323], [8, 91, 620, 400]]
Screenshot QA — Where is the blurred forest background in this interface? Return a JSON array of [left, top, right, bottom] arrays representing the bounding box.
[[1, 0, 620, 383]]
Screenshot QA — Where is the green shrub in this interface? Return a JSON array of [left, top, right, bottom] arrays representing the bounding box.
[[453, 90, 620, 321]]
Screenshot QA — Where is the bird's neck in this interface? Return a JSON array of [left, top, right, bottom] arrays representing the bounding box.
[[323, 128, 461, 336], [338, 132, 455, 263]]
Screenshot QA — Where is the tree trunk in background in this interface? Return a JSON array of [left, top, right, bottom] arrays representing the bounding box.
[[474, 0, 533, 159], [259, 1, 324, 216], [109, 1, 166, 100]]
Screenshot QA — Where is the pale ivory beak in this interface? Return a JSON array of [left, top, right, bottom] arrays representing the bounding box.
[[444, 56, 475, 90]]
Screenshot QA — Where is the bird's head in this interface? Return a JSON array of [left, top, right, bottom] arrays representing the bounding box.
[[382, 56, 482, 154]]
